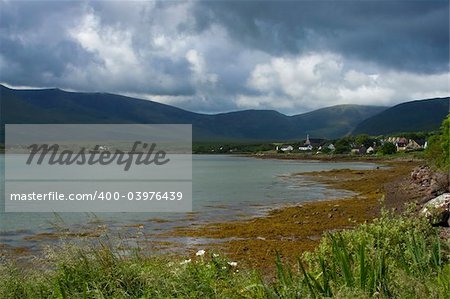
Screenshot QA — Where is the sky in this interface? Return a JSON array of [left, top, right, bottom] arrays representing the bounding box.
[[0, 0, 449, 115]]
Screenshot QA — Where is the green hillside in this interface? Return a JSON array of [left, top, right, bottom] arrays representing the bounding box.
[[352, 98, 449, 135], [292, 104, 387, 137]]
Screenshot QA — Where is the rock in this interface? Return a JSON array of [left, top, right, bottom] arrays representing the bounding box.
[[411, 166, 449, 196], [433, 172, 450, 193], [427, 173, 450, 196], [411, 166, 432, 186], [421, 193, 450, 226], [434, 171, 449, 183], [429, 179, 441, 195]]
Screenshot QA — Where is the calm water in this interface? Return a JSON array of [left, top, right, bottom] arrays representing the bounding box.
[[0, 155, 377, 250]]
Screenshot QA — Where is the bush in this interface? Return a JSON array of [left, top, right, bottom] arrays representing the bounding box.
[[379, 142, 397, 155], [440, 115, 449, 168], [292, 212, 450, 298], [334, 137, 353, 154], [426, 114, 450, 170]]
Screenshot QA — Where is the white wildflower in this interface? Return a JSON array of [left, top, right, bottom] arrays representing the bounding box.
[[212, 253, 219, 258], [180, 259, 191, 265], [227, 261, 237, 267], [196, 249, 206, 256]]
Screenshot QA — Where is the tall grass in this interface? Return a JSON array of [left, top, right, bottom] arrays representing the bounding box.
[[1, 212, 449, 298], [296, 211, 450, 298]]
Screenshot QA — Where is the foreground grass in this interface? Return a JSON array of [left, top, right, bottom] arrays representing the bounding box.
[[1, 212, 449, 298]]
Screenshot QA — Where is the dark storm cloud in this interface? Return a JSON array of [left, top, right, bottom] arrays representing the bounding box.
[[0, 1, 448, 114], [1, 35, 100, 85], [0, 1, 99, 87], [0, 0, 196, 96], [192, 1, 449, 73]]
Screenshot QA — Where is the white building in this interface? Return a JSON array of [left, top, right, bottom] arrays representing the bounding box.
[[299, 144, 313, 151], [280, 145, 294, 152]]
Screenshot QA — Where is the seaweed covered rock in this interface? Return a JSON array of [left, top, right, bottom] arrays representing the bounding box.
[[421, 193, 450, 226]]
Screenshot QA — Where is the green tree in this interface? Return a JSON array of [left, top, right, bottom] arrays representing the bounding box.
[[321, 146, 332, 154], [440, 115, 449, 168], [379, 142, 397, 155], [334, 137, 352, 154], [355, 134, 370, 147], [426, 114, 450, 170]]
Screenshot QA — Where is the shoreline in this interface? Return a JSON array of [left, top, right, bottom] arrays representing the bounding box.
[[1, 157, 425, 271], [245, 152, 424, 163], [167, 159, 424, 271]]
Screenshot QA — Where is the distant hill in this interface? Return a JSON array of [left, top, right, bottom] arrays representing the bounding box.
[[291, 104, 388, 138], [352, 98, 449, 136], [0, 85, 386, 141]]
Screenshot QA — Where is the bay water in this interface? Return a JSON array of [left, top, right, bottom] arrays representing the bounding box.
[[0, 155, 377, 251]]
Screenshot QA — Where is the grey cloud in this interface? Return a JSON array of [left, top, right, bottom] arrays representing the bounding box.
[[0, 0, 196, 96], [0, 35, 99, 85], [192, 1, 449, 73], [0, 0, 448, 114], [0, 1, 98, 86]]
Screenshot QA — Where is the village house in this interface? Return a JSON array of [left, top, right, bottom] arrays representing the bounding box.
[[351, 145, 368, 155], [351, 148, 360, 155], [396, 138, 408, 151], [406, 139, 427, 150], [383, 137, 407, 151], [279, 145, 294, 152], [384, 137, 427, 152], [299, 134, 325, 151], [298, 144, 313, 151], [316, 143, 335, 154]]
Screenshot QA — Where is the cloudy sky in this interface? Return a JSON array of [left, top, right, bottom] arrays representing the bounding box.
[[1, 1, 448, 114]]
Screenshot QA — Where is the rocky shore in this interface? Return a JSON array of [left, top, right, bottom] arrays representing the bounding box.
[[168, 159, 449, 271], [410, 165, 449, 198]]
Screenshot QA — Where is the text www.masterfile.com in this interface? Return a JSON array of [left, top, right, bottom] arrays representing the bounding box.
[[10, 191, 184, 201]]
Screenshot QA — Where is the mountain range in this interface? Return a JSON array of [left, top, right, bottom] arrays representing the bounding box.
[[0, 85, 448, 141]]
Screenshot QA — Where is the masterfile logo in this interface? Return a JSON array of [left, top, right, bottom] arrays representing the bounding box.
[[26, 141, 170, 171], [4, 124, 192, 213]]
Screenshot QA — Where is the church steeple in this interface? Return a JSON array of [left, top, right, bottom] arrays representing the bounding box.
[[305, 134, 311, 146]]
